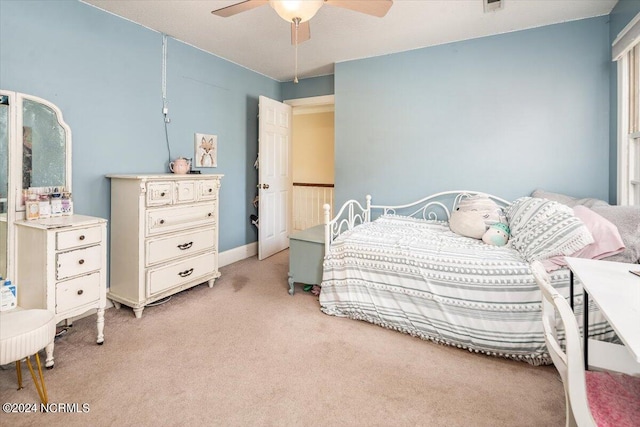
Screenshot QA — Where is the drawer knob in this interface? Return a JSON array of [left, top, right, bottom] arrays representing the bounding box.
[[159, 219, 165, 225], [79, 235, 85, 241], [78, 259, 85, 265], [160, 192, 166, 197], [77, 290, 84, 295], [178, 268, 194, 278], [208, 188, 213, 193], [177, 242, 193, 250], [207, 213, 212, 217]]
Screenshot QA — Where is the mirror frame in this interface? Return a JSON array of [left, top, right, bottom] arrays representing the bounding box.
[[15, 92, 73, 210], [0, 90, 16, 281]]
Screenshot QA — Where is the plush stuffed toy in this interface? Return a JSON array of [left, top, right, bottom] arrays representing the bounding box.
[[449, 195, 503, 239], [482, 222, 510, 246], [449, 210, 490, 239]]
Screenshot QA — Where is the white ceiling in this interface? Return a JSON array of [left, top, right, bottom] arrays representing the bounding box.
[[82, 0, 618, 82]]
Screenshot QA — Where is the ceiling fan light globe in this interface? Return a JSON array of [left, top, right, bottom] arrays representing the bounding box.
[[269, 0, 323, 23]]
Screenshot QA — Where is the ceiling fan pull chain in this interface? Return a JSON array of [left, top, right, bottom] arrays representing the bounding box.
[[293, 17, 300, 84]]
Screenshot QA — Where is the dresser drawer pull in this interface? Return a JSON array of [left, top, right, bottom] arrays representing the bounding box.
[[208, 188, 213, 193], [160, 192, 166, 197], [207, 213, 212, 217], [79, 235, 85, 241], [78, 259, 85, 265], [178, 268, 194, 278], [177, 242, 193, 250], [77, 290, 84, 295], [159, 219, 165, 225]]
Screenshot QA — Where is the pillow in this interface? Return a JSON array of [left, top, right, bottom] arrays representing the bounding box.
[[530, 189, 609, 208], [591, 205, 640, 264], [540, 206, 626, 272], [506, 197, 594, 262], [449, 194, 502, 239]]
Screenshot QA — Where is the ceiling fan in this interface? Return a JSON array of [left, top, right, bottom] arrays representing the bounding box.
[[212, 1, 393, 83], [211, 1, 393, 45]]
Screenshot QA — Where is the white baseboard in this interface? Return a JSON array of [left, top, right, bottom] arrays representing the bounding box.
[[218, 242, 258, 267]]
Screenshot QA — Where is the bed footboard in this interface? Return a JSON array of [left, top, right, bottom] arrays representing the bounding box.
[[323, 196, 371, 255]]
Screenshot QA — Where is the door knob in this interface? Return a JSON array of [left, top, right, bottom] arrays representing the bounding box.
[[261, 184, 270, 189]]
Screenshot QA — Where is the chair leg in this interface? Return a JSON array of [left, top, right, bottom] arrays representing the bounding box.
[[25, 353, 48, 404], [15, 361, 23, 390]]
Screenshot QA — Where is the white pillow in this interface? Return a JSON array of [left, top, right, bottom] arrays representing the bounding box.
[[506, 197, 594, 262]]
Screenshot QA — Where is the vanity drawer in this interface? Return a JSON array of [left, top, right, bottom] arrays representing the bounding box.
[[57, 225, 102, 250], [146, 203, 217, 236], [146, 182, 173, 207], [199, 180, 218, 201], [146, 227, 216, 266], [175, 180, 197, 204], [147, 251, 216, 296], [56, 244, 102, 280], [55, 272, 101, 313]]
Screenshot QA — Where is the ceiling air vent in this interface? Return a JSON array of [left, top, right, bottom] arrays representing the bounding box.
[[484, 0, 503, 13]]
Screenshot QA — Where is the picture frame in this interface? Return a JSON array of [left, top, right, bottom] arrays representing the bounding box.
[[194, 133, 217, 168]]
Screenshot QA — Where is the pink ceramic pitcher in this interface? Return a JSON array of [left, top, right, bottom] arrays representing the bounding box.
[[169, 157, 191, 174]]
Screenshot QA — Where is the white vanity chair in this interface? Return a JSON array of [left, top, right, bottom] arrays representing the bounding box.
[[0, 308, 56, 404]]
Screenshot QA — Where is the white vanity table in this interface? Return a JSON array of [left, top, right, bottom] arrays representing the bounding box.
[[0, 90, 108, 368], [15, 214, 107, 367]]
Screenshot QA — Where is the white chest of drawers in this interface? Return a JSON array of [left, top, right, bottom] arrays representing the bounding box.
[[106, 174, 223, 318], [15, 214, 108, 368]]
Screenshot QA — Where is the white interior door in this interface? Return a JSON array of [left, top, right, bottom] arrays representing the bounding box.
[[258, 95, 292, 260]]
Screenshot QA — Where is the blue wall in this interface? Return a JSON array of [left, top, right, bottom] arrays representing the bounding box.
[[2, 0, 636, 256], [334, 17, 612, 206], [609, 0, 640, 203], [0, 0, 280, 251], [281, 75, 334, 100]]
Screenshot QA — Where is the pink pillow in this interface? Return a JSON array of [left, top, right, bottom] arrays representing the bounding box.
[[541, 206, 625, 272]]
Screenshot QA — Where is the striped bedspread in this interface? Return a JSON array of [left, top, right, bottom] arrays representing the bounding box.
[[319, 215, 615, 365]]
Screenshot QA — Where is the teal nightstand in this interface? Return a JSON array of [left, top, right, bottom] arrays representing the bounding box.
[[288, 225, 325, 295]]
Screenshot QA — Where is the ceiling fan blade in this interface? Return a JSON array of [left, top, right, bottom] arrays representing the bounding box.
[[291, 20, 310, 45], [211, 0, 268, 18], [324, 0, 393, 17]]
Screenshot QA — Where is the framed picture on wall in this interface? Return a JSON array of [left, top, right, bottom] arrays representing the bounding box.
[[194, 133, 217, 168]]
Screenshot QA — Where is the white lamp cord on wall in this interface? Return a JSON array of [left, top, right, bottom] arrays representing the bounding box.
[[162, 34, 172, 164]]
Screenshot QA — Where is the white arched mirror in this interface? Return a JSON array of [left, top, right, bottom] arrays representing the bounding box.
[[0, 90, 72, 281]]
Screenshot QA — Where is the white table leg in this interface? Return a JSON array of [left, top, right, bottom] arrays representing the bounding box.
[[96, 307, 105, 345], [45, 341, 55, 369]]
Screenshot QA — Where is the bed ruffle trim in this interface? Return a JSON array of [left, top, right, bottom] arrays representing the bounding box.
[[320, 306, 553, 366]]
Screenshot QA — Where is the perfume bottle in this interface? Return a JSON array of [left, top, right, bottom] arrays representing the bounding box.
[[61, 192, 73, 216], [26, 193, 40, 220], [38, 194, 51, 218], [50, 192, 62, 217]]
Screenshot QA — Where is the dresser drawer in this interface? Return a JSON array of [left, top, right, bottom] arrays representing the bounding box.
[[56, 245, 102, 280], [175, 180, 197, 204], [146, 203, 217, 236], [199, 180, 218, 201], [146, 182, 173, 207], [55, 272, 101, 313], [147, 251, 216, 296], [57, 226, 102, 251], [146, 227, 216, 266]]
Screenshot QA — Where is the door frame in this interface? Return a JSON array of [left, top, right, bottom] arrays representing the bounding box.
[[284, 94, 335, 113], [284, 95, 335, 231]]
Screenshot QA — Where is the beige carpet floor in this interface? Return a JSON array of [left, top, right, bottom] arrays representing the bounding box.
[[0, 250, 565, 426]]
